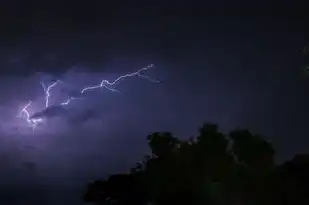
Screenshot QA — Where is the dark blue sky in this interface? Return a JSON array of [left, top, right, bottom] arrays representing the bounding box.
[[0, 1, 308, 204]]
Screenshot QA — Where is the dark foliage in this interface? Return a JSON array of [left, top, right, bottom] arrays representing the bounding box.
[[83, 123, 309, 205]]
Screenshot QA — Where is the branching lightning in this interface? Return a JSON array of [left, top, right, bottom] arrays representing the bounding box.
[[41, 80, 60, 108], [18, 101, 43, 134], [18, 64, 159, 132], [80, 64, 157, 94]]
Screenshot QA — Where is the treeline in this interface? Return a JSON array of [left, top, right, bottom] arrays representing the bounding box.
[[83, 123, 309, 205]]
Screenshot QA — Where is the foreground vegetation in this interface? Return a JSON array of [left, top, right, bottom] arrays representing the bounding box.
[[83, 123, 309, 205]]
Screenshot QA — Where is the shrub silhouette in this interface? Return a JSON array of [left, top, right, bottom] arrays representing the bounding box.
[[83, 123, 309, 205]]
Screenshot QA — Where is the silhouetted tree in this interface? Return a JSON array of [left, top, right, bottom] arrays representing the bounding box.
[[229, 129, 276, 205], [273, 154, 309, 205], [83, 123, 309, 205], [84, 173, 147, 205]]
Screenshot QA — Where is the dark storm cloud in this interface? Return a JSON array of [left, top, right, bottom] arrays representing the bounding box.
[[0, 1, 112, 77], [0, 19, 123, 76], [24, 161, 37, 172], [30, 105, 68, 120], [4, 1, 295, 77], [67, 109, 102, 125], [60, 87, 84, 98], [0, 1, 308, 205], [0, 46, 112, 77]]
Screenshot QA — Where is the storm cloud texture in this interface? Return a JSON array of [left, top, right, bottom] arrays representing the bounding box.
[[0, 1, 309, 204]]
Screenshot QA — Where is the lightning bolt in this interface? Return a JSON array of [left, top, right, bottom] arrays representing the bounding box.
[[17, 101, 43, 135], [18, 101, 33, 124], [80, 64, 158, 94], [41, 80, 61, 108], [60, 97, 78, 106], [18, 64, 159, 131], [61, 64, 158, 106]]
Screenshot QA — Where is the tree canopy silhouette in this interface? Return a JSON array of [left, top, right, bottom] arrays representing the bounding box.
[[83, 123, 309, 205]]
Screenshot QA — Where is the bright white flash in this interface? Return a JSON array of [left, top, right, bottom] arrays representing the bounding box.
[[18, 64, 158, 130]]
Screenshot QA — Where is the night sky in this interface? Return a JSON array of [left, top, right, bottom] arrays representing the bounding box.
[[0, 1, 309, 204]]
